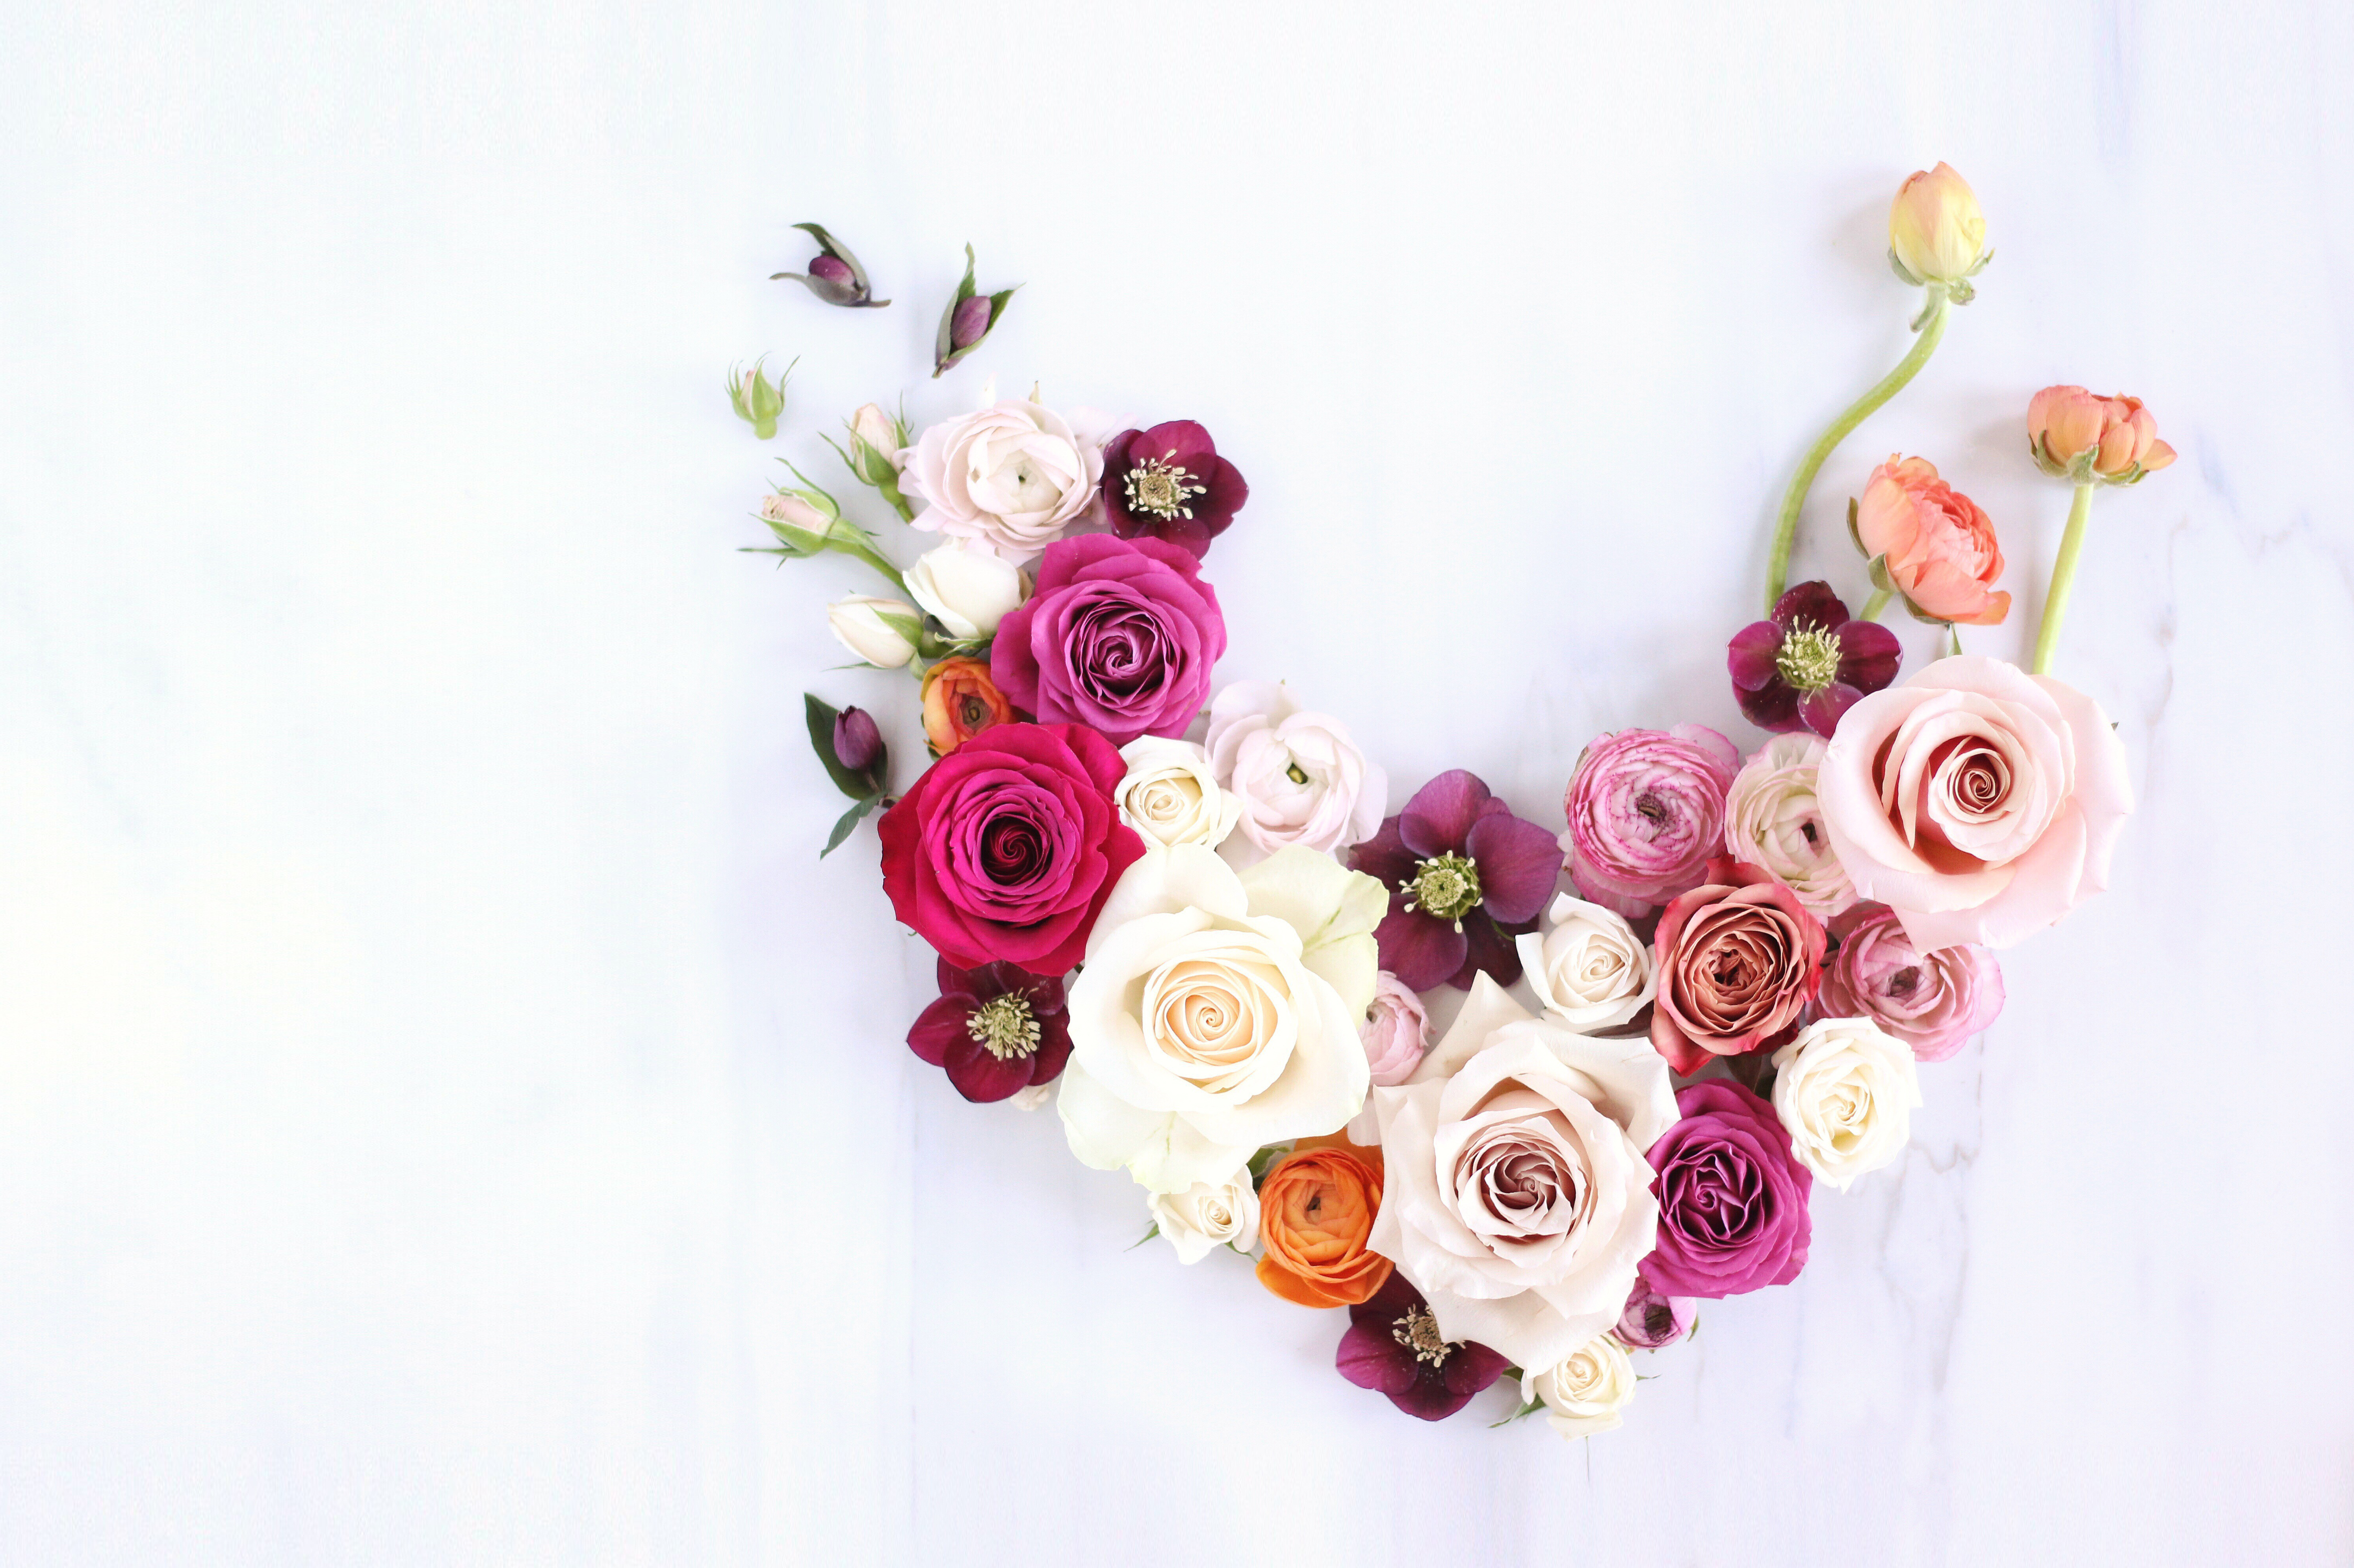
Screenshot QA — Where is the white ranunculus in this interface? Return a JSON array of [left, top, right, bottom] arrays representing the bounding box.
[[1059, 844, 1385, 1194], [1723, 733, 1855, 919], [1203, 682, 1386, 860], [1367, 975, 1675, 1373], [904, 538, 1028, 641], [1769, 1016, 1921, 1191], [826, 595, 919, 668], [1114, 737, 1244, 852], [902, 395, 1107, 562], [1522, 1333, 1637, 1439], [1514, 893, 1656, 1031], [1146, 1169, 1261, 1264]]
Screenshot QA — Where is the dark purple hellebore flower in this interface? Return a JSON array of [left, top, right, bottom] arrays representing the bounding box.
[[906, 958, 1072, 1103], [1100, 421, 1249, 560], [1727, 580, 1902, 737], [1350, 770, 1559, 991], [1335, 1270, 1511, 1421]]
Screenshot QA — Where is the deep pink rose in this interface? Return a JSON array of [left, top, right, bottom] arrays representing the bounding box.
[[1559, 724, 1741, 916], [1641, 1080, 1812, 1299], [989, 534, 1226, 747], [1817, 655, 2133, 950], [1817, 903, 2003, 1063], [877, 722, 1145, 975], [1649, 858, 1827, 1075]]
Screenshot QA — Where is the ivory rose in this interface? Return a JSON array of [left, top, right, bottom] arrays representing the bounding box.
[[1722, 734, 1856, 919], [1367, 975, 1677, 1373], [1770, 1016, 1922, 1191], [1359, 971, 1430, 1086], [1522, 1333, 1638, 1439], [904, 537, 1028, 641], [1513, 894, 1656, 1032], [1058, 844, 1385, 1193], [1817, 903, 2004, 1062], [1147, 1169, 1260, 1264], [1112, 737, 1243, 852], [1854, 456, 2011, 626], [903, 395, 1107, 561], [1204, 682, 1387, 859], [1650, 859, 1827, 1076], [1559, 725, 1741, 916], [1817, 655, 2133, 950], [1255, 1137, 1392, 1307]]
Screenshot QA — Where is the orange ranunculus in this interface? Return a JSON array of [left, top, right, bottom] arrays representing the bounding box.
[[920, 655, 1014, 756], [1254, 1135, 1392, 1308], [2026, 386, 2176, 485], [1852, 455, 2011, 626]]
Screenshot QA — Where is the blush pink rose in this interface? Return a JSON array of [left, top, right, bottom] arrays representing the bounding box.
[[1358, 971, 1430, 1086], [1853, 455, 2011, 626], [1817, 655, 2133, 951], [1559, 725, 1741, 917], [1816, 904, 2003, 1063]]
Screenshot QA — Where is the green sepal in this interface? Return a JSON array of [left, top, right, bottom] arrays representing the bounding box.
[[1846, 496, 1866, 558], [1488, 1395, 1546, 1429], [1245, 1143, 1290, 1189], [933, 244, 1021, 377], [1886, 246, 1923, 288]]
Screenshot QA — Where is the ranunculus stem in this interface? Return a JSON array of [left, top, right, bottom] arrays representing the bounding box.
[[2031, 482, 2096, 675], [1859, 586, 1894, 622], [1764, 285, 1951, 614]]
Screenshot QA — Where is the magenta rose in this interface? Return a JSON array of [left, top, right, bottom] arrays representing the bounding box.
[[989, 534, 1226, 746], [1559, 724, 1741, 916], [1640, 1080, 1813, 1299], [877, 722, 1146, 976], [1817, 903, 2003, 1063]]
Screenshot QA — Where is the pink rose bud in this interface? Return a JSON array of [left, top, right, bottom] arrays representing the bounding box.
[[950, 293, 994, 351], [1358, 972, 1431, 1086], [1851, 455, 2011, 626], [832, 706, 884, 774], [2026, 386, 2176, 485], [1887, 162, 1990, 298], [1614, 1278, 1696, 1350], [808, 253, 853, 285], [770, 222, 887, 308]]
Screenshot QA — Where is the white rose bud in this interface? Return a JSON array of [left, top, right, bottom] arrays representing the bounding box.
[[904, 539, 1029, 642], [1113, 737, 1243, 852], [1769, 1016, 1922, 1191], [760, 490, 841, 538], [1514, 893, 1656, 1031], [1522, 1332, 1638, 1439], [826, 595, 920, 669], [1146, 1169, 1261, 1264]]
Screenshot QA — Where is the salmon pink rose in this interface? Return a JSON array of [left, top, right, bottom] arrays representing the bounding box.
[[990, 534, 1226, 747], [1817, 655, 2133, 951], [1559, 725, 1741, 917], [1853, 455, 2011, 627], [1650, 858, 1827, 1076]]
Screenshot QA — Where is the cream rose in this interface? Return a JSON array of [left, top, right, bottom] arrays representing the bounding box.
[[1769, 1016, 1921, 1191], [1114, 737, 1244, 852], [1059, 844, 1385, 1193], [1723, 733, 1856, 919], [1204, 682, 1386, 859], [902, 395, 1106, 562], [904, 538, 1028, 641], [1367, 975, 1676, 1373], [1147, 1169, 1261, 1264], [1514, 893, 1656, 1031], [1522, 1332, 1638, 1438]]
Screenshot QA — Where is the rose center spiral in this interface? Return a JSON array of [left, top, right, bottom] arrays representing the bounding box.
[[1774, 622, 1844, 693], [1402, 852, 1483, 923], [1391, 1304, 1454, 1368], [967, 994, 1041, 1060], [1123, 455, 1208, 521]]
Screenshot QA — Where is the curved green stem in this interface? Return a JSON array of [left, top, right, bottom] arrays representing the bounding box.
[[1859, 586, 1894, 622], [2031, 483, 2096, 675], [1764, 286, 1951, 613], [837, 535, 909, 598]]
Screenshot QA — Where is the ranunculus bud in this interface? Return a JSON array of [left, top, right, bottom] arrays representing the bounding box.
[[1613, 1278, 1696, 1350], [826, 595, 921, 668], [2026, 386, 2176, 485], [727, 357, 792, 440], [1887, 163, 1990, 301], [904, 538, 1028, 642], [770, 222, 888, 308], [933, 244, 1019, 377], [831, 706, 884, 774]]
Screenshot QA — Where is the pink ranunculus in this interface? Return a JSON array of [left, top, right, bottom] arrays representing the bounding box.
[[1559, 725, 1741, 917], [876, 721, 1146, 976], [989, 534, 1226, 748], [1641, 1080, 1812, 1299], [1853, 455, 2011, 627], [1817, 655, 2133, 951], [2027, 386, 2176, 484], [1358, 971, 1429, 1086], [902, 396, 1106, 561], [1817, 903, 2004, 1063]]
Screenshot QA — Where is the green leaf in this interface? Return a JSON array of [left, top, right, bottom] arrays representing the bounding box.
[[1126, 1222, 1160, 1251], [1246, 1143, 1290, 1188], [804, 692, 876, 801], [1487, 1397, 1546, 1429], [820, 793, 882, 858]]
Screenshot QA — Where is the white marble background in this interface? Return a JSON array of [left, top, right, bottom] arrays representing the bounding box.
[[4, 0, 2351, 1562]]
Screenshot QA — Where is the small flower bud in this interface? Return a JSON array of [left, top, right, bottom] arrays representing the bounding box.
[[770, 222, 888, 308], [845, 402, 907, 482], [1613, 1279, 1696, 1350], [1887, 162, 1990, 302], [826, 596, 921, 668], [949, 294, 993, 351], [933, 243, 1019, 377], [728, 357, 792, 440], [2027, 385, 2177, 485], [831, 706, 885, 774]]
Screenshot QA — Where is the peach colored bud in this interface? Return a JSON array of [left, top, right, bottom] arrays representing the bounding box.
[[1853, 455, 2011, 626], [2027, 386, 2176, 485], [1888, 163, 1989, 291]]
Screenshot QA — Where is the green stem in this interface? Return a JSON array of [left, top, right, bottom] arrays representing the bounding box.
[[1859, 586, 1893, 622], [1764, 286, 1951, 613], [836, 536, 909, 598], [2031, 483, 2096, 675]]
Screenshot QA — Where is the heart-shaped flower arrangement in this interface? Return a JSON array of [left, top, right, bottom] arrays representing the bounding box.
[[738, 167, 2166, 1437]]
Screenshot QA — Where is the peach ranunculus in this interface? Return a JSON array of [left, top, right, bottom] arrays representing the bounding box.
[[1887, 163, 1990, 297], [1818, 655, 2133, 951], [1255, 1136, 1392, 1308], [1852, 455, 2011, 626], [2027, 387, 2176, 486], [920, 656, 1015, 756]]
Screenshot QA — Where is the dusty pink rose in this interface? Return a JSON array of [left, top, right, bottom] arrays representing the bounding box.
[[1853, 455, 2010, 627], [1559, 725, 1741, 917], [1817, 904, 2003, 1063], [2027, 386, 2176, 484], [1817, 655, 2133, 951], [1358, 971, 1429, 1086], [1650, 858, 1827, 1076]]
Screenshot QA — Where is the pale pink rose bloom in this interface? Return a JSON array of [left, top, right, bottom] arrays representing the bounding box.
[[1817, 655, 2133, 950], [1359, 971, 1430, 1087], [2027, 386, 2176, 483], [902, 397, 1107, 562], [1816, 904, 2003, 1063], [1855, 456, 2011, 626], [1204, 681, 1386, 859]]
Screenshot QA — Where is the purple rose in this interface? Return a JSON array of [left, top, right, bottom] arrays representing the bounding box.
[[1640, 1080, 1813, 1299], [1613, 1278, 1696, 1349], [1558, 724, 1740, 917], [989, 534, 1226, 746], [1817, 903, 2004, 1063]]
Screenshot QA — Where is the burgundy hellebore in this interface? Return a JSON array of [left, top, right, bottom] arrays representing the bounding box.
[[1727, 579, 1902, 737], [907, 957, 1072, 1102], [1351, 770, 1559, 991], [1100, 420, 1249, 560], [1335, 1270, 1511, 1421]]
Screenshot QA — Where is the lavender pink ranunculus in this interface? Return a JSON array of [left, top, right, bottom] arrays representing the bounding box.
[[990, 534, 1227, 748], [1817, 903, 2004, 1063], [1559, 724, 1741, 917], [1613, 1278, 1695, 1350], [1640, 1080, 1813, 1299]]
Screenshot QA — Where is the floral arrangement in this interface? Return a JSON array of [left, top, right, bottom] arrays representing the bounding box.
[[732, 169, 2165, 1436]]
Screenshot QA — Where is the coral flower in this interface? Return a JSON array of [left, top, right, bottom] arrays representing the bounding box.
[[2026, 386, 2176, 485], [920, 655, 1015, 756], [1100, 420, 1248, 559], [1852, 456, 2011, 626], [906, 958, 1072, 1102], [1335, 1270, 1511, 1421], [1726, 580, 1902, 737], [1350, 770, 1560, 991], [1255, 1136, 1392, 1308]]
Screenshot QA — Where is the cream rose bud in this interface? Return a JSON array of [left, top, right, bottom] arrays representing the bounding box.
[[904, 538, 1028, 642], [1146, 1169, 1261, 1264], [1059, 844, 1387, 1194], [1769, 1016, 1922, 1191], [1204, 682, 1387, 860], [1114, 738, 1243, 852], [826, 595, 920, 668], [1514, 893, 1656, 1032], [1522, 1332, 1638, 1439], [1723, 734, 1856, 920]]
